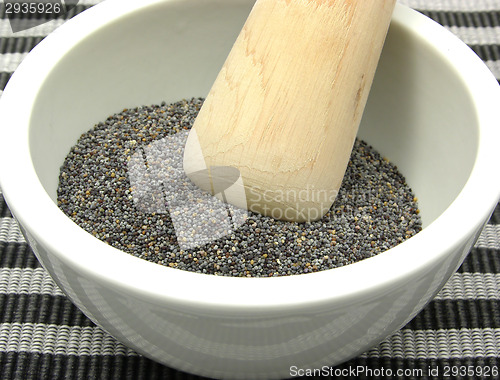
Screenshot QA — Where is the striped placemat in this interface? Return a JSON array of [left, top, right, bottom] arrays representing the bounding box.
[[1, 1, 500, 378]]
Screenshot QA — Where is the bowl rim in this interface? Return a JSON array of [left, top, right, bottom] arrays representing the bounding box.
[[1, 0, 499, 310]]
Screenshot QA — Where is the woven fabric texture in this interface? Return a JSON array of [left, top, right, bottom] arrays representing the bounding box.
[[1, 0, 500, 378]]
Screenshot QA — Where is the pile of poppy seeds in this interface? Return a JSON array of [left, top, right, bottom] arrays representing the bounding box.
[[57, 98, 422, 277]]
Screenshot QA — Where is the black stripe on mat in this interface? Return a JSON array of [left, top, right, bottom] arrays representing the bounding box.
[[404, 298, 500, 331], [1, 195, 13, 218], [489, 202, 500, 224], [0, 242, 41, 269], [0, 36, 45, 54], [0, 71, 13, 91], [468, 44, 500, 62], [0, 293, 95, 327], [0, 351, 199, 380], [459, 247, 500, 274]]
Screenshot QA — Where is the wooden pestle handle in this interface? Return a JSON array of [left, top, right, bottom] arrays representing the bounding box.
[[184, 0, 397, 222]]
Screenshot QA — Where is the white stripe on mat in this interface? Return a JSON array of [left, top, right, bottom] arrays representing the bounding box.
[[435, 272, 500, 300], [0, 52, 28, 73], [0, 217, 25, 244], [399, 0, 500, 12], [475, 224, 500, 250], [364, 327, 500, 359], [0, 322, 137, 356], [446, 26, 500, 45], [0, 268, 65, 297]]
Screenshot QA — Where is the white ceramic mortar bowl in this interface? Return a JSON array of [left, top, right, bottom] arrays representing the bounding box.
[[1, 0, 500, 378]]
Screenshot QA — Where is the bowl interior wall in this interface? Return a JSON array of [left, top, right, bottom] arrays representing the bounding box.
[[359, 21, 478, 227], [29, 2, 478, 229]]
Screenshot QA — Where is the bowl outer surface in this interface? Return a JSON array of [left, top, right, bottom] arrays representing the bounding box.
[[0, 0, 497, 308], [0, 0, 500, 378]]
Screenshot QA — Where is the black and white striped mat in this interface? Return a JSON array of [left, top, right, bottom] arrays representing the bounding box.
[[1, 0, 499, 378]]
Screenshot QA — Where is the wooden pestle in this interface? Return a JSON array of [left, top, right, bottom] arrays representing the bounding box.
[[183, 0, 397, 222]]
